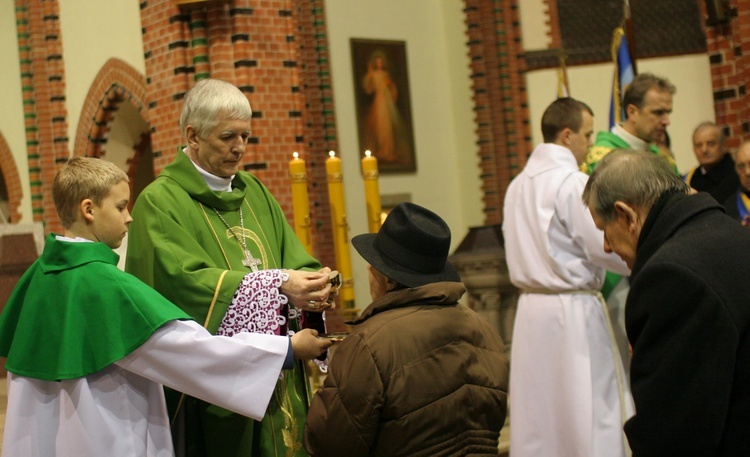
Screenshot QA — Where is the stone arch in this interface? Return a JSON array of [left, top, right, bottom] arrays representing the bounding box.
[[0, 133, 24, 223], [73, 58, 150, 159]]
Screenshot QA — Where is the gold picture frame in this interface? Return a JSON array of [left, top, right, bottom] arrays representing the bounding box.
[[350, 39, 417, 174]]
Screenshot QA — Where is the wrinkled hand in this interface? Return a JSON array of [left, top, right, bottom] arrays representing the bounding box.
[[290, 329, 332, 360], [281, 268, 335, 312]]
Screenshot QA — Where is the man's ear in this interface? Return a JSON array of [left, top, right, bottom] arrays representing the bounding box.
[[385, 276, 400, 292], [558, 128, 572, 147], [81, 199, 95, 223], [614, 201, 639, 232], [185, 125, 199, 149], [625, 103, 638, 120]]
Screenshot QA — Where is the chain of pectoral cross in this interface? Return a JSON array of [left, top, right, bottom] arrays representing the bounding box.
[[212, 207, 262, 272]]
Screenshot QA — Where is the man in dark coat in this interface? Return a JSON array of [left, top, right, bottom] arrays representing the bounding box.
[[724, 140, 750, 226], [582, 149, 750, 456], [686, 121, 740, 210], [304, 202, 509, 457]]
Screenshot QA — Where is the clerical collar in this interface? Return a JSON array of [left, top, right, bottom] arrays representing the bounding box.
[[56, 235, 93, 243], [612, 124, 650, 151], [183, 148, 235, 192]]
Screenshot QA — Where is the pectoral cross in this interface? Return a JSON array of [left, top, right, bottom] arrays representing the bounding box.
[[242, 249, 262, 272]]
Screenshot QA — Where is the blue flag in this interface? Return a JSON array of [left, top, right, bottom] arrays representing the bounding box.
[[609, 28, 635, 128]]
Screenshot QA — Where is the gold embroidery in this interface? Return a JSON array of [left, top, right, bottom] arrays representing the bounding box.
[[278, 376, 302, 456], [244, 198, 280, 268], [583, 145, 613, 174], [170, 265, 229, 425], [200, 202, 271, 270], [219, 227, 269, 269]]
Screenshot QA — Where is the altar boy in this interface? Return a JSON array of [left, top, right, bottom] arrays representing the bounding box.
[[0, 157, 330, 456]]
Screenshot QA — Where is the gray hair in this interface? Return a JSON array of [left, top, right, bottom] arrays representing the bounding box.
[[53, 157, 129, 229], [692, 121, 725, 144], [179, 79, 253, 138], [582, 149, 690, 222]]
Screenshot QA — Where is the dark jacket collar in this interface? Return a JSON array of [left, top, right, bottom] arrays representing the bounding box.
[[703, 153, 735, 180], [349, 281, 465, 325], [631, 192, 723, 280]]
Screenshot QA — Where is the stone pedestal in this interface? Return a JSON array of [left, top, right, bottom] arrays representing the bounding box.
[[450, 224, 518, 355]]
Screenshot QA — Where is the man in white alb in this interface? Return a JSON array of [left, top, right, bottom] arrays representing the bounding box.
[[503, 98, 633, 457]]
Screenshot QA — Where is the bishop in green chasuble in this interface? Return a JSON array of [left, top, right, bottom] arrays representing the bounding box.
[[127, 150, 326, 457]]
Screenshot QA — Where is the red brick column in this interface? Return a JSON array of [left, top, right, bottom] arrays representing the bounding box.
[[15, 0, 68, 233], [294, 0, 339, 275], [0, 134, 23, 223], [701, 0, 750, 149], [463, 0, 532, 225], [140, 1, 191, 173]]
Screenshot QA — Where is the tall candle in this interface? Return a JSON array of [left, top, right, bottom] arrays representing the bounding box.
[[361, 150, 382, 233], [289, 152, 313, 254], [325, 151, 355, 305]]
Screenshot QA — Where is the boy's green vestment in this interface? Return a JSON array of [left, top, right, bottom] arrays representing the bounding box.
[[0, 235, 190, 381]]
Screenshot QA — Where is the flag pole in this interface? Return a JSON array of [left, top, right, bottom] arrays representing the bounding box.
[[623, 0, 637, 74], [557, 47, 570, 98]]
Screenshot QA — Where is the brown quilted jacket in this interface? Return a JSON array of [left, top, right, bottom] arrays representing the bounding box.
[[304, 282, 509, 456]]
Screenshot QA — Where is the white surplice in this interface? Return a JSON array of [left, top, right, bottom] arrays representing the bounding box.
[[502, 143, 634, 457], [2, 320, 287, 457]]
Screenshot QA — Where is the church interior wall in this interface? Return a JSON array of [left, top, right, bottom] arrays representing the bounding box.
[[59, 0, 147, 156], [0, 0, 743, 310], [324, 0, 481, 306]]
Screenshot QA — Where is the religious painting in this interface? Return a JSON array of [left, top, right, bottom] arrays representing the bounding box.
[[351, 39, 417, 173]]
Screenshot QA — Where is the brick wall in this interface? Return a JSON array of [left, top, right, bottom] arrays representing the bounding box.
[[0, 134, 23, 223], [462, 0, 533, 225], [702, 0, 750, 149], [10, 0, 745, 254], [15, 0, 67, 233], [139, 0, 337, 271]]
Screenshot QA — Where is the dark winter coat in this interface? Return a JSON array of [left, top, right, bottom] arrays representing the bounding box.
[[688, 153, 741, 210], [624, 192, 750, 456]]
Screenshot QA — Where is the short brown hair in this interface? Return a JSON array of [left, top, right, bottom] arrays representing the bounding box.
[[541, 97, 593, 143], [622, 73, 676, 114], [53, 157, 128, 228]]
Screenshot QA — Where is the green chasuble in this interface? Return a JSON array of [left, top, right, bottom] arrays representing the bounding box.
[[583, 130, 679, 298], [126, 150, 321, 457], [0, 235, 190, 381], [583, 130, 678, 175]]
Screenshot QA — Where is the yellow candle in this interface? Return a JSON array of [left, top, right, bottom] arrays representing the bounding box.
[[361, 150, 382, 233], [289, 152, 313, 254], [325, 151, 355, 305]]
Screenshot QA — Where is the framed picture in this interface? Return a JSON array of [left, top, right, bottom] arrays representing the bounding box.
[[350, 39, 416, 173]]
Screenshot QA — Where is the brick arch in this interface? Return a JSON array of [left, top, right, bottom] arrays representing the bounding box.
[[73, 58, 150, 159], [0, 133, 24, 223]]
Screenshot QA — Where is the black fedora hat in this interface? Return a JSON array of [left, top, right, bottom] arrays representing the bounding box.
[[352, 202, 461, 288]]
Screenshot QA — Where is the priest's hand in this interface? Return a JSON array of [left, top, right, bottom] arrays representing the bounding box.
[[291, 329, 332, 359], [282, 268, 335, 312]]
